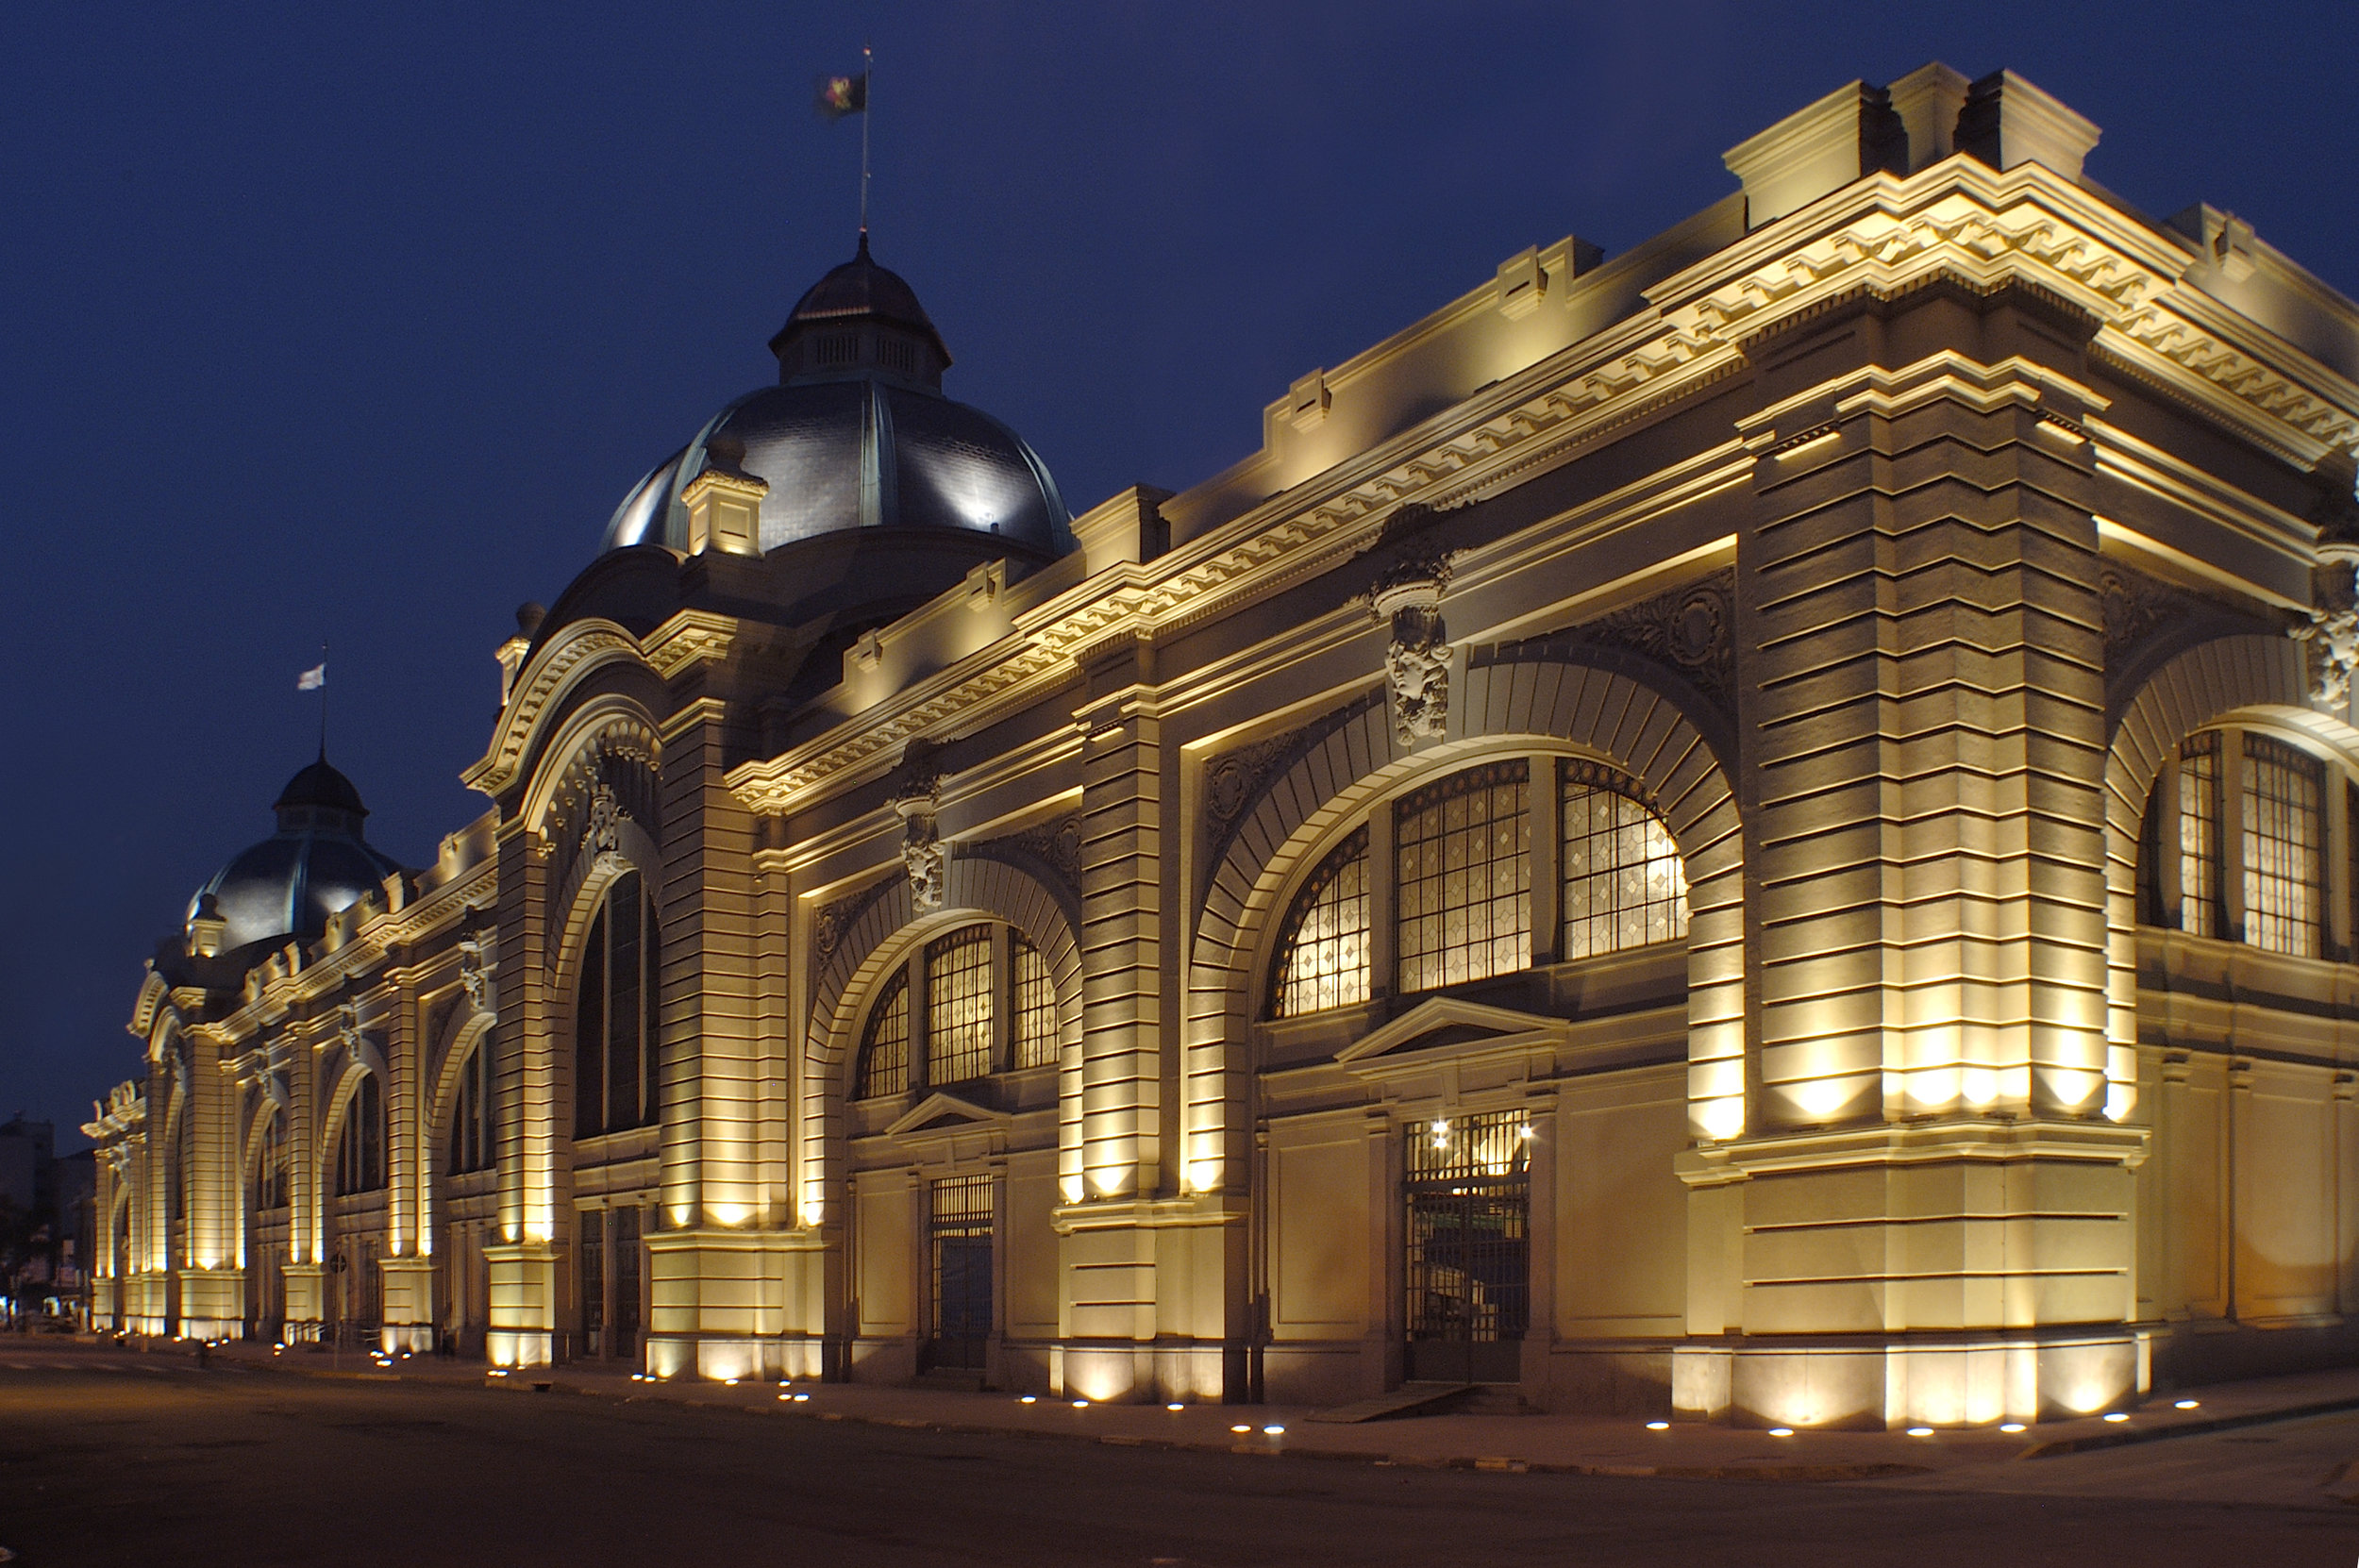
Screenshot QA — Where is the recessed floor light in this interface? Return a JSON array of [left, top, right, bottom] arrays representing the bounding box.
[[1766, 1427, 1794, 1437], [1072, 1399, 1089, 1409], [1166, 1402, 1185, 1411], [1230, 1424, 1252, 1434], [1645, 1421, 1670, 1431], [1262, 1425, 1286, 1436], [1999, 1422, 2026, 1433], [2102, 1412, 2129, 1423], [1906, 1426, 1933, 1437], [1018, 1395, 1037, 1405], [2174, 1399, 2199, 1410]]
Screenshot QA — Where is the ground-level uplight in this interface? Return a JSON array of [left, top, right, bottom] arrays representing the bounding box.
[[1906, 1426, 1933, 1437], [1018, 1395, 1037, 1405], [1262, 1425, 1286, 1436], [1165, 1402, 1185, 1411], [2102, 1412, 2129, 1423], [1071, 1399, 1089, 1409], [1999, 1422, 2026, 1433], [1230, 1424, 1252, 1434], [1645, 1421, 1669, 1431], [2174, 1399, 2199, 1410], [1766, 1427, 1794, 1437]]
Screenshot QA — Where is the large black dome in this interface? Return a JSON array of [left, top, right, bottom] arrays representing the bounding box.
[[599, 239, 1071, 560], [186, 758, 405, 954]]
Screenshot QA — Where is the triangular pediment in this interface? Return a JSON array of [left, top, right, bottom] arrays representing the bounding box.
[[884, 1091, 1009, 1142], [1335, 995, 1568, 1067]]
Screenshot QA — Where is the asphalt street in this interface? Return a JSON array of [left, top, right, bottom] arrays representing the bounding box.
[[1, 1342, 2354, 1566]]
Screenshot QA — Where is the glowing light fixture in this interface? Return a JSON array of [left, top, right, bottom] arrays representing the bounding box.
[[1230, 1424, 1252, 1434], [1019, 1395, 1037, 1405], [2174, 1399, 2199, 1410], [1645, 1421, 1669, 1431], [1166, 1402, 1185, 1411], [1767, 1427, 1794, 1437], [793, 1393, 811, 1403], [2102, 1412, 2128, 1424], [1262, 1425, 1285, 1436], [724, 1378, 739, 1387], [1906, 1427, 1933, 1438], [1072, 1399, 1089, 1409], [1999, 1422, 2026, 1434]]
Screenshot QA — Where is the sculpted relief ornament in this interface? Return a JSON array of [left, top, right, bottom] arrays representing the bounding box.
[[1372, 552, 1456, 746], [894, 771, 946, 912], [458, 931, 496, 1015], [2295, 535, 2359, 712]]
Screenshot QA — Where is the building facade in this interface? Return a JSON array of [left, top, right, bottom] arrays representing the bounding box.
[[86, 65, 2359, 1429]]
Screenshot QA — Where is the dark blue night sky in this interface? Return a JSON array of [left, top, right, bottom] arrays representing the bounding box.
[[7, 2, 2354, 1141]]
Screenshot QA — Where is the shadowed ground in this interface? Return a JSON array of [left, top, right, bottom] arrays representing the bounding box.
[[1, 1343, 2353, 1566]]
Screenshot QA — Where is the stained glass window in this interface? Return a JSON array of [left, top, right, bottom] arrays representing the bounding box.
[[1560, 764, 1687, 959], [1397, 762, 1531, 994], [1271, 828, 1371, 1017]]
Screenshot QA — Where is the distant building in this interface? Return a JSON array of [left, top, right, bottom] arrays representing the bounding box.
[[84, 66, 2359, 1429]]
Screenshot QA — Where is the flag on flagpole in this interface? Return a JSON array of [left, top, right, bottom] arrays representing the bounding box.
[[298, 663, 326, 691], [815, 69, 868, 120]]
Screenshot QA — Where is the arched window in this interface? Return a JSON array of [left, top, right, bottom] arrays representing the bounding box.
[[855, 973, 912, 1098], [1559, 762, 1688, 959], [575, 872, 661, 1139], [1265, 757, 1690, 1020], [334, 1074, 383, 1195], [2139, 726, 2343, 959], [257, 1109, 289, 1210], [448, 1037, 495, 1175], [853, 921, 1060, 1098], [1271, 829, 1370, 1018]]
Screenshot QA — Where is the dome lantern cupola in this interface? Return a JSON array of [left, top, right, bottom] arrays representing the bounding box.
[[767, 232, 951, 392]]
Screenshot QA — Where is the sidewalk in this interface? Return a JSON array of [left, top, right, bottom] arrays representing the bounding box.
[[154, 1336, 2359, 1484]]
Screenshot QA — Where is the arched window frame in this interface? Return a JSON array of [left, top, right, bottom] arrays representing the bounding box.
[[2138, 723, 2353, 961], [1263, 753, 1692, 1022], [334, 1073, 383, 1196], [852, 920, 1056, 1099], [448, 1036, 496, 1176], [257, 1108, 289, 1211], [574, 872, 661, 1140]]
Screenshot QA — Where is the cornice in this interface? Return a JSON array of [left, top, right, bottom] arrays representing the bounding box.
[[461, 618, 644, 797], [642, 609, 738, 679], [724, 158, 2358, 820]]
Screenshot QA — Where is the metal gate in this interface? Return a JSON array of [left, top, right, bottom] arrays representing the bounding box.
[[928, 1175, 993, 1371], [1404, 1111, 1530, 1384]]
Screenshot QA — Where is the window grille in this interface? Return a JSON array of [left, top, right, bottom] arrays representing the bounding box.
[[929, 1175, 994, 1367], [1559, 763, 1686, 959], [927, 926, 995, 1084], [1270, 828, 1371, 1017], [1403, 1110, 1530, 1381], [855, 973, 911, 1098], [1012, 935, 1058, 1069], [2242, 733, 2324, 958], [1396, 761, 1530, 994], [579, 1209, 604, 1339], [2179, 733, 2221, 939]]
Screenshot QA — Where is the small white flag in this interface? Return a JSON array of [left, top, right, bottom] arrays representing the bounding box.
[[298, 663, 326, 692]]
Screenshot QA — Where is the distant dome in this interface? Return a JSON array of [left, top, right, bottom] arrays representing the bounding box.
[[598, 237, 1071, 560], [186, 757, 405, 954]]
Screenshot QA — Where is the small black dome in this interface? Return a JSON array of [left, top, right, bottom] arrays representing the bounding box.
[[186, 757, 404, 955], [600, 240, 1072, 562], [274, 757, 367, 818]]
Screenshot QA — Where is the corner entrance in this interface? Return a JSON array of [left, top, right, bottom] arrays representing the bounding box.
[[1404, 1111, 1529, 1384]]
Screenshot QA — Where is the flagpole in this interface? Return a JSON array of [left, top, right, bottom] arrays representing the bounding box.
[[860, 41, 872, 241], [318, 642, 329, 760]]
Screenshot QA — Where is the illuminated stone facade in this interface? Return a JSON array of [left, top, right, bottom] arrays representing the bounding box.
[[85, 65, 2359, 1428]]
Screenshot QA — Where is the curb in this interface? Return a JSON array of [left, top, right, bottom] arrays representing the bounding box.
[[2018, 1393, 2359, 1459]]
